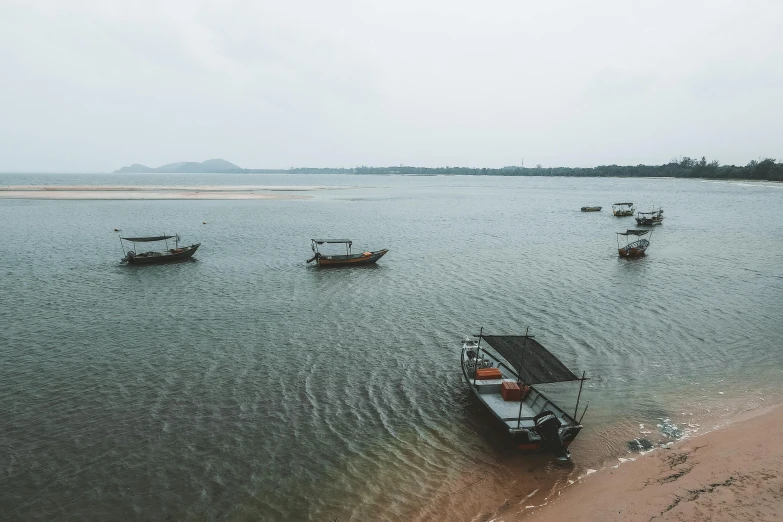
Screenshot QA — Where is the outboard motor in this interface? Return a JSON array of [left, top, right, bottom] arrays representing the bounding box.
[[533, 410, 570, 461]]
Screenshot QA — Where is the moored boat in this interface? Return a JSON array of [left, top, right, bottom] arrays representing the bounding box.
[[616, 229, 651, 258], [307, 239, 388, 266], [612, 202, 635, 216], [581, 206, 602, 212], [120, 235, 200, 265], [635, 208, 663, 226], [461, 328, 587, 461]]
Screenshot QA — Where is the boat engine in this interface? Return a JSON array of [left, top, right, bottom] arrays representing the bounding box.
[[533, 410, 570, 461]]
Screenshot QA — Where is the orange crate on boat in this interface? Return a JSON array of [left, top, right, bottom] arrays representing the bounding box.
[[501, 381, 522, 401], [475, 368, 502, 380]]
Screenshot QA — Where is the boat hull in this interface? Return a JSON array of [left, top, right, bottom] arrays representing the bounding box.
[[618, 247, 646, 258], [460, 347, 582, 453], [618, 238, 649, 258], [635, 218, 662, 226], [316, 249, 388, 266], [613, 210, 634, 216], [124, 244, 200, 265], [581, 207, 602, 212]]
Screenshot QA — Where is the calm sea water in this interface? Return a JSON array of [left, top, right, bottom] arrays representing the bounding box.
[[1, 174, 782, 521]]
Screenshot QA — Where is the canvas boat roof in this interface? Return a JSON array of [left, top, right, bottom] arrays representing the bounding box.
[[613, 202, 633, 206], [121, 235, 176, 242], [312, 239, 352, 244], [479, 334, 582, 384]]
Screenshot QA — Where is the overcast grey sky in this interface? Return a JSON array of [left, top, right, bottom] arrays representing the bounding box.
[[1, 0, 781, 172]]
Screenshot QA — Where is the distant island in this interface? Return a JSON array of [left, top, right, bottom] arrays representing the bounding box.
[[115, 157, 783, 181], [115, 159, 241, 173]]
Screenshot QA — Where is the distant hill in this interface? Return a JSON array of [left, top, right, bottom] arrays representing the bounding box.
[[115, 159, 241, 173]]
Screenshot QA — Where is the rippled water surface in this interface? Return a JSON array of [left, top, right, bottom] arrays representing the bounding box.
[[1, 174, 782, 521]]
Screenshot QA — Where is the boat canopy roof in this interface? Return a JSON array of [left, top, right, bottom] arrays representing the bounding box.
[[312, 239, 352, 244], [121, 235, 176, 242], [613, 202, 633, 206], [617, 229, 650, 236], [480, 334, 582, 384], [638, 210, 662, 215]]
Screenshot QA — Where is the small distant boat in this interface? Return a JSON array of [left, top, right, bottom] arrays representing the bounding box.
[[461, 328, 587, 461], [307, 239, 388, 267], [616, 229, 651, 258], [612, 202, 635, 216], [581, 206, 602, 212], [120, 235, 200, 265], [635, 208, 664, 226]]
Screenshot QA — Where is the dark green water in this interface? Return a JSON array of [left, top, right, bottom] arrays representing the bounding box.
[[1, 174, 781, 521]]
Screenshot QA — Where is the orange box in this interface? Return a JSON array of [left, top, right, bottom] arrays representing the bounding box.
[[501, 381, 522, 401], [475, 368, 502, 380]]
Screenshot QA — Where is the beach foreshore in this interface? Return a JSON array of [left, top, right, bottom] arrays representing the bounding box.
[[514, 403, 783, 521]]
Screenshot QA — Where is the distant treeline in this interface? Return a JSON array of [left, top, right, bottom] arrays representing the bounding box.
[[241, 157, 783, 181]]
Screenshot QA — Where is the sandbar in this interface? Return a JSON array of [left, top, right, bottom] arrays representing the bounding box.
[[0, 185, 337, 200], [515, 403, 783, 521]]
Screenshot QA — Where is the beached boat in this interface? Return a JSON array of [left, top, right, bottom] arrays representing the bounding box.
[[616, 229, 651, 258], [461, 329, 587, 461], [612, 202, 635, 216], [120, 235, 200, 265], [581, 206, 602, 212], [307, 239, 388, 267], [635, 208, 664, 226]]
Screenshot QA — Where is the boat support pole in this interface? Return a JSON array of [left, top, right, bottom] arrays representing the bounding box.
[[119, 235, 126, 256], [473, 327, 483, 386], [573, 371, 586, 420], [517, 326, 529, 429], [578, 403, 589, 425]]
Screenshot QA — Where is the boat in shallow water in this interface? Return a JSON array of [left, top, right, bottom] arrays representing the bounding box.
[[581, 206, 602, 212], [307, 239, 388, 267], [635, 208, 664, 225], [612, 202, 635, 216], [120, 235, 200, 265], [616, 229, 651, 258], [461, 329, 588, 461]]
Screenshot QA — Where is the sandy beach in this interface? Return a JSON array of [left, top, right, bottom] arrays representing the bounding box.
[[514, 403, 783, 522]]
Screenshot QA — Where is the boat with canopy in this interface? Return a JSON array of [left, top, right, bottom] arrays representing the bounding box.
[[612, 202, 635, 216], [616, 229, 651, 258], [307, 239, 388, 266], [120, 235, 200, 265], [461, 328, 588, 461], [635, 208, 664, 226]]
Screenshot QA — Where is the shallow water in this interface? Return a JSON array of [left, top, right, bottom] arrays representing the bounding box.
[[1, 174, 781, 521]]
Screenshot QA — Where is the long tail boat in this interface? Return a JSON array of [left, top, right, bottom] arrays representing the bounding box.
[[580, 206, 602, 212], [307, 239, 388, 267], [461, 328, 588, 461], [120, 235, 200, 265], [616, 229, 651, 258], [612, 202, 635, 216]]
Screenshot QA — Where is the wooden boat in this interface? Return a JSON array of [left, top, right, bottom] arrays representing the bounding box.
[[616, 229, 651, 258], [612, 202, 635, 216], [635, 208, 664, 226], [120, 235, 200, 265], [461, 328, 587, 461], [581, 206, 602, 212], [307, 239, 388, 267]]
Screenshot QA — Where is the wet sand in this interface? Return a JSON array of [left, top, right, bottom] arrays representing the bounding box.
[[516, 403, 783, 521], [0, 185, 339, 199]]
